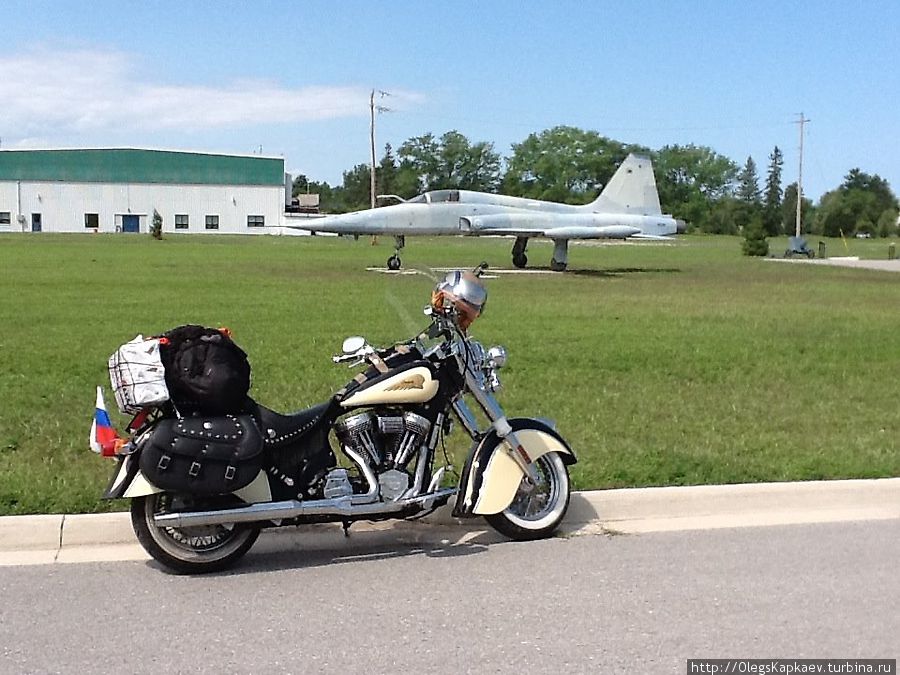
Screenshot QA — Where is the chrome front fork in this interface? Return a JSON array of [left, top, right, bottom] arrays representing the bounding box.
[[452, 390, 539, 487]]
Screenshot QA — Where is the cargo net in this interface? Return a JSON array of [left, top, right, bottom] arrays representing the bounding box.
[[108, 336, 170, 414]]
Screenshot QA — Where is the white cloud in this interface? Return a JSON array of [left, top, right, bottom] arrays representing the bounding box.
[[0, 48, 425, 138]]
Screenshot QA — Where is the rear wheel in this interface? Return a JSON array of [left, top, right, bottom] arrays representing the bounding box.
[[131, 493, 259, 574], [484, 452, 570, 540]]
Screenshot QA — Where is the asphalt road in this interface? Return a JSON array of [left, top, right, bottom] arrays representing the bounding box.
[[1, 520, 897, 674]]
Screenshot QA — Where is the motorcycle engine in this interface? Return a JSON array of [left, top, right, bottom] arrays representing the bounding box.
[[334, 411, 432, 500]]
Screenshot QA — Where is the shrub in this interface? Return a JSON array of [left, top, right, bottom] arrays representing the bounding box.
[[150, 209, 163, 240], [741, 220, 769, 256]]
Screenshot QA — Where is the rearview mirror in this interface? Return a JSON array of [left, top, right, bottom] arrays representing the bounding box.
[[341, 336, 367, 355]]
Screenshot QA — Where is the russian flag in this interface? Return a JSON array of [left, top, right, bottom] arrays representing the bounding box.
[[90, 386, 121, 456]]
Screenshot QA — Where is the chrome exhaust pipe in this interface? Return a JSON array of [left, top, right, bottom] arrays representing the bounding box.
[[152, 488, 457, 529]]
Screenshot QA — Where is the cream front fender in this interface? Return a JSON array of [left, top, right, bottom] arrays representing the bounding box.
[[453, 419, 577, 518]]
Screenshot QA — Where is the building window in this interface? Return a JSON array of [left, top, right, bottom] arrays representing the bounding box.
[[0, 212, 10, 225], [84, 213, 99, 228], [247, 215, 265, 227], [205, 215, 219, 230], [175, 214, 189, 230]]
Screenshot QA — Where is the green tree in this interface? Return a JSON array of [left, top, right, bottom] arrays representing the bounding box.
[[733, 156, 763, 232], [654, 144, 738, 232], [292, 174, 331, 197], [814, 170, 898, 238], [150, 209, 163, 240], [375, 143, 422, 203], [399, 130, 501, 192], [782, 183, 813, 235], [704, 197, 743, 235], [503, 126, 640, 203], [376, 143, 398, 198], [332, 164, 372, 213], [762, 146, 783, 236], [741, 217, 769, 256], [841, 169, 897, 213], [737, 156, 761, 204], [877, 208, 898, 238]]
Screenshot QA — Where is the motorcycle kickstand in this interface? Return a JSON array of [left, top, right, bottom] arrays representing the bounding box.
[[341, 519, 352, 537]]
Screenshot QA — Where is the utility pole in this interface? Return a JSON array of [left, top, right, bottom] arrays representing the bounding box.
[[794, 113, 809, 237], [369, 89, 392, 246], [369, 90, 376, 210], [369, 89, 393, 209]]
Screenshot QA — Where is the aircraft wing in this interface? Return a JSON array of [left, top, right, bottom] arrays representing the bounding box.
[[459, 214, 642, 240], [629, 233, 676, 241]]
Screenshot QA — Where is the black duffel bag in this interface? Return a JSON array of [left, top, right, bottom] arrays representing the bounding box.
[[140, 414, 264, 495], [159, 325, 251, 415]]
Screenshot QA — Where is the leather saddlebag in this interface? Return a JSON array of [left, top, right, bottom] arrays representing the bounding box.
[[140, 414, 264, 495]]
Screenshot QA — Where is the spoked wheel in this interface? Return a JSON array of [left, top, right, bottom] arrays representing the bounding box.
[[484, 452, 571, 540], [131, 493, 259, 574]]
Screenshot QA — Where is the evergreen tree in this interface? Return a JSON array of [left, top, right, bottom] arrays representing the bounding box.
[[762, 146, 783, 236], [150, 209, 163, 240], [741, 217, 769, 256], [373, 143, 398, 201], [737, 156, 761, 204]]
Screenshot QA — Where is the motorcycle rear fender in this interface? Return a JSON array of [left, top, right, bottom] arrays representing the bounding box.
[[453, 418, 577, 517], [102, 454, 272, 503], [102, 454, 157, 499]]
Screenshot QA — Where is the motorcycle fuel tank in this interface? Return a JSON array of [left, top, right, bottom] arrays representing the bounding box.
[[340, 365, 439, 408]]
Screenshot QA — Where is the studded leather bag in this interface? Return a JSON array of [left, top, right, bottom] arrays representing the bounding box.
[[140, 414, 264, 495]]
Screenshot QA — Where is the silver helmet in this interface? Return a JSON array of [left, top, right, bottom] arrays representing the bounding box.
[[430, 270, 487, 330]]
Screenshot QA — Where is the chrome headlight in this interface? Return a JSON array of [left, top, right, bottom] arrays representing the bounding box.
[[487, 345, 507, 369]]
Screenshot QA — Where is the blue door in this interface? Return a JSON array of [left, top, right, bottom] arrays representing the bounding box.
[[31, 213, 41, 232], [122, 215, 140, 233]]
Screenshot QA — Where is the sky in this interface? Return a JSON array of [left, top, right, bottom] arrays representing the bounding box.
[[1, 1, 898, 201]]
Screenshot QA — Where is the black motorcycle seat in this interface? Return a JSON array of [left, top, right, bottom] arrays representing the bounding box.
[[252, 400, 333, 449]]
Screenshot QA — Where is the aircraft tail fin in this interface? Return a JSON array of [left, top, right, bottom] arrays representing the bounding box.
[[588, 154, 662, 216]]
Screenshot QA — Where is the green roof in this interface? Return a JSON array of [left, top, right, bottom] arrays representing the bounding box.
[[0, 149, 284, 186]]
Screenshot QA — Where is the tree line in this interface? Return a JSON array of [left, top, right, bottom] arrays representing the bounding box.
[[293, 126, 899, 238]]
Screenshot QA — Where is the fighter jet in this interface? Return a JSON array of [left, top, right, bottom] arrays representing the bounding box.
[[302, 153, 681, 271]]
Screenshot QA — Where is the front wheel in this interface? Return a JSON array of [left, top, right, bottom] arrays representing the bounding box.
[[484, 452, 571, 540], [131, 493, 260, 574]]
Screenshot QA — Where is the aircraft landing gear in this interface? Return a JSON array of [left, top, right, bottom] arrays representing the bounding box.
[[512, 237, 529, 268], [387, 235, 405, 271], [550, 239, 569, 272]]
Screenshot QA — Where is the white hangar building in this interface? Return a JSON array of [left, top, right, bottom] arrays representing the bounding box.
[[0, 148, 291, 234]]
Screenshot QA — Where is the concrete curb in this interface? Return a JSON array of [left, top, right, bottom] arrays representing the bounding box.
[[1, 478, 898, 566]]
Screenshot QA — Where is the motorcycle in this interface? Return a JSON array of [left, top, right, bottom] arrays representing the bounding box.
[[95, 268, 577, 573]]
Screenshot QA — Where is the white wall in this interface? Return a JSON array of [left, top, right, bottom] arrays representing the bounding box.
[[0, 181, 285, 234]]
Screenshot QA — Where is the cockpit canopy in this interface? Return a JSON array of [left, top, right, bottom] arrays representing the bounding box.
[[408, 189, 461, 204]]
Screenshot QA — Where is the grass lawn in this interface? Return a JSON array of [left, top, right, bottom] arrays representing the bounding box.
[[1, 232, 899, 515]]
